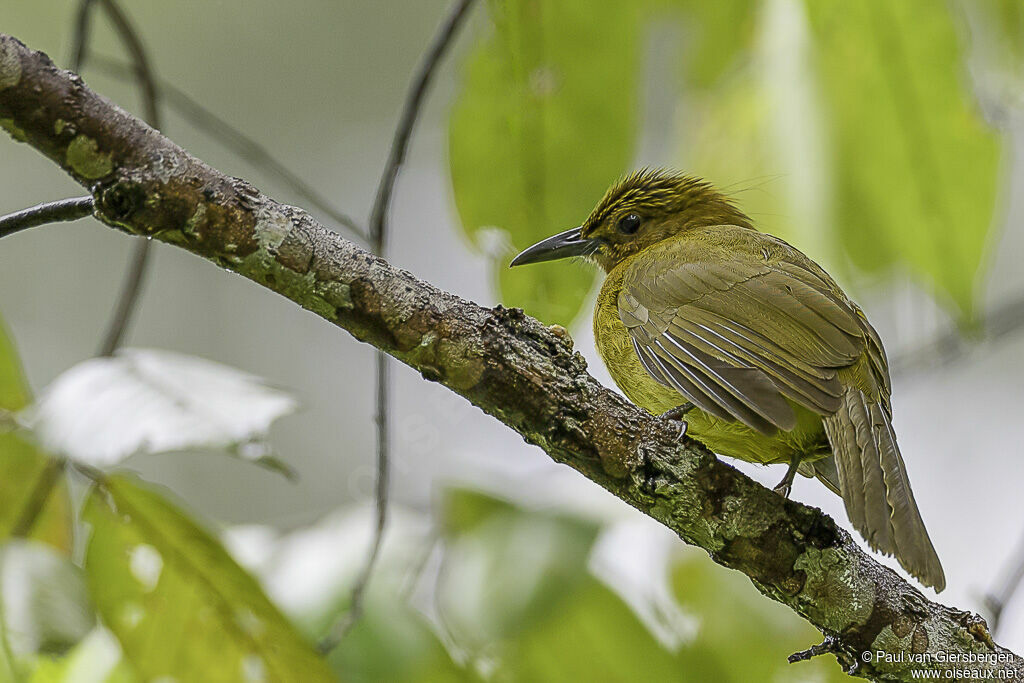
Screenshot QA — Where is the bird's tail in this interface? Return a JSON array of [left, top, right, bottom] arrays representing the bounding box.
[[822, 386, 945, 591]]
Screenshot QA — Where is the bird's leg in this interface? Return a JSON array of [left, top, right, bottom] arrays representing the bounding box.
[[773, 452, 802, 498], [657, 402, 694, 439]]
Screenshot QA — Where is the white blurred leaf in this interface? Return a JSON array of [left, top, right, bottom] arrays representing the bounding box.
[[224, 505, 435, 631], [28, 349, 297, 468], [0, 541, 94, 657]]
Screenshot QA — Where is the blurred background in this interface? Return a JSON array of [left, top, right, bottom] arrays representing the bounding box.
[[2, 0, 1024, 680]]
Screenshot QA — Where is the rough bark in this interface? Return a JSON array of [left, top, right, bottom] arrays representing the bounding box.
[[0, 33, 1019, 682]]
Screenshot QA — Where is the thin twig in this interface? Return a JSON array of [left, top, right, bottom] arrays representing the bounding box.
[[77, 0, 159, 124], [84, 54, 367, 241], [72, 0, 158, 356], [0, 197, 94, 239], [983, 529, 1024, 635], [367, 0, 476, 253], [319, 0, 476, 652], [97, 238, 152, 355], [69, 0, 97, 72]]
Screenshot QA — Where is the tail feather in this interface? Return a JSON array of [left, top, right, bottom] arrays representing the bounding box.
[[823, 387, 945, 591], [826, 398, 868, 533], [851, 392, 896, 552]]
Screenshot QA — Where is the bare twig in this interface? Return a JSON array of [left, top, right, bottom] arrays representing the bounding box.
[[0, 197, 94, 239], [69, 0, 97, 72], [318, 0, 477, 652], [73, 0, 159, 124], [367, 0, 476, 252], [72, 0, 159, 356], [4, 36, 1022, 679], [84, 54, 367, 240], [97, 237, 151, 355], [983, 529, 1024, 635]]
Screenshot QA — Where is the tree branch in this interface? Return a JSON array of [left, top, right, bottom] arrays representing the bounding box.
[[0, 33, 1020, 682]]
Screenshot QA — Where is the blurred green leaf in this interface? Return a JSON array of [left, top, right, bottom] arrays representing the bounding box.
[[806, 0, 1003, 322], [674, 0, 834, 265], [439, 491, 698, 680], [0, 647, 14, 683], [671, 554, 851, 682], [662, 0, 758, 89], [449, 0, 645, 327], [83, 475, 335, 683], [437, 488, 599, 650], [0, 317, 72, 555], [0, 438, 72, 555], [0, 318, 30, 413], [498, 576, 696, 682], [327, 592, 473, 683], [440, 486, 521, 536]]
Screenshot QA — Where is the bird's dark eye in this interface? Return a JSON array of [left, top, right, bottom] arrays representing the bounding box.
[[617, 213, 642, 235]]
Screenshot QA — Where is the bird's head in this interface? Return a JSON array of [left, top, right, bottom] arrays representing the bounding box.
[[510, 169, 752, 272]]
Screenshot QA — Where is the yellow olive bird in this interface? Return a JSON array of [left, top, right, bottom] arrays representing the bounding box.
[[510, 169, 944, 591]]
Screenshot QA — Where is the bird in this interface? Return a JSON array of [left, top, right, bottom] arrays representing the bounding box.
[[509, 168, 945, 591]]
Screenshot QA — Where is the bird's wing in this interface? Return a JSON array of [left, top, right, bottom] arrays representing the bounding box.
[[618, 229, 872, 435]]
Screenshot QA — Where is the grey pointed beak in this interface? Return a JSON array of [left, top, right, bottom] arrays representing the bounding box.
[[509, 227, 597, 267]]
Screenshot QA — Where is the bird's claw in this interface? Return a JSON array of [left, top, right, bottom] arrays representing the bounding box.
[[657, 402, 694, 439], [636, 403, 694, 495], [773, 480, 793, 499], [773, 453, 801, 499]]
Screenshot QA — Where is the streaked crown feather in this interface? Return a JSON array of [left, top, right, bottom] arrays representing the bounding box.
[[581, 168, 731, 236]]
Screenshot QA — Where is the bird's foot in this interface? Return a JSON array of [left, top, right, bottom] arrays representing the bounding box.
[[772, 479, 793, 499], [636, 403, 694, 495], [657, 402, 694, 439], [773, 453, 802, 499]]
